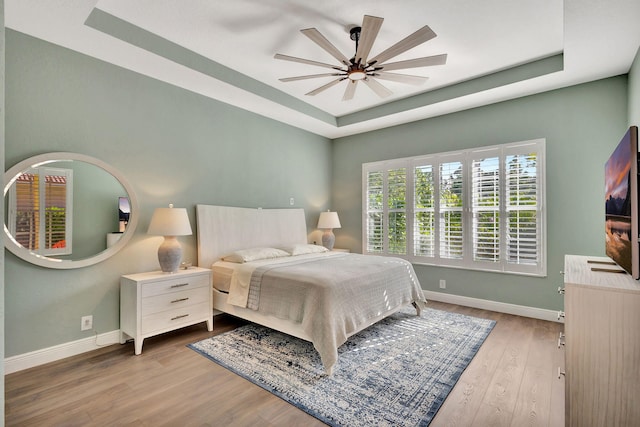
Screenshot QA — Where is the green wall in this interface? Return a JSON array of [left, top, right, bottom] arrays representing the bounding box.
[[629, 46, 640, 126], [4, 30, 332, 357], [1, 0, 6, 416], [332, 77, 628, 311]]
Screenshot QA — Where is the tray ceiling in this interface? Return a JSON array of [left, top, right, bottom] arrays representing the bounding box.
[[6, 0, 640, 138]]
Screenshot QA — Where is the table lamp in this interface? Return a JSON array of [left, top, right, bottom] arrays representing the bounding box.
[[317, 210, 341, 250], [148, 204, 192, 273]]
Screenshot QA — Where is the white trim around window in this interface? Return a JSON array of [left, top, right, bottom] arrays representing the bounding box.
[[362, 139, 546, 277]]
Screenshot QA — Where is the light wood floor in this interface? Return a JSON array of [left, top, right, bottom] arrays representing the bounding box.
[[5, 301, 565, 426]]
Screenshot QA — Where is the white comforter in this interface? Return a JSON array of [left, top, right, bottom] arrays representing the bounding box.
[[220, 252, 426, 374]]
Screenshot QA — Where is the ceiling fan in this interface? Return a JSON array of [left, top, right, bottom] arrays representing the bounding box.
[[274, 15, 447, 101]]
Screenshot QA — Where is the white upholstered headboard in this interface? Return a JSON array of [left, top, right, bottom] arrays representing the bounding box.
[[196, 205, 308, 268]]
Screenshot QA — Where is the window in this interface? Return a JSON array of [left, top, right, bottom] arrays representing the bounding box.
[[8, 167, 73, 256], [362, 139, 545, 276]]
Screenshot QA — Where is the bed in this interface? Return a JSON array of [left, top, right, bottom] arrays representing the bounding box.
[[196, 204, 426, 374]]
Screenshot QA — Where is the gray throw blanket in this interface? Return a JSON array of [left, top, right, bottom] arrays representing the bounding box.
[[245, 253, 426, 374]]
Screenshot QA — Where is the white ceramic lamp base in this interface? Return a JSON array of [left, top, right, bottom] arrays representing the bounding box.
[[157, 236, 182, 273], [321, 229, 336, 250]]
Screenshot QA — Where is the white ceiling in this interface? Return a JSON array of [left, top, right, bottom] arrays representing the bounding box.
[[5, 0, 640, 138]]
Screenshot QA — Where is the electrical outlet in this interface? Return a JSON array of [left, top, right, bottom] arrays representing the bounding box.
[[439, 279, 446, 289], [289, 197, 295, 206], [81, 315, 93, 331]]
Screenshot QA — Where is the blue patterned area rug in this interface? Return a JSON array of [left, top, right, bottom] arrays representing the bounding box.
[[188, 307, 495, 427]]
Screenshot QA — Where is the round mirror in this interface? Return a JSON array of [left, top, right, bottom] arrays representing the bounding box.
[[4, 152, 139, 269]]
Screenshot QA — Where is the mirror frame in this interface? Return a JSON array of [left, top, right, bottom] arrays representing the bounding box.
[[4, 152, 139, 269]]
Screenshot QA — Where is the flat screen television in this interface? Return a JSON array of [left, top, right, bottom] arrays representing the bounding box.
[[605, 126, 639, 279], [118, 196, 131, 232]]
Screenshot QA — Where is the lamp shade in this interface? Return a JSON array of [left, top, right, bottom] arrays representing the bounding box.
[[148, 204, 192, 236], [317, 211, 341, 229]]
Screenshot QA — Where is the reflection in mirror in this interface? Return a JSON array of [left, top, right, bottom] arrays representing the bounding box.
[[8, 166, 73, 256], [4, 153, 138, 269], [119, 196, 130, 232]]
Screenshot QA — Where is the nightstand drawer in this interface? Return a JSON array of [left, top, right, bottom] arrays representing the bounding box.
[[141, 302, 210, 334], [141, 273, 209, 297], [141, 287, 210, 315]]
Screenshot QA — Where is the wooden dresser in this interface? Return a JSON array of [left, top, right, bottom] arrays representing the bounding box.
[[563, 255, 640, 426]]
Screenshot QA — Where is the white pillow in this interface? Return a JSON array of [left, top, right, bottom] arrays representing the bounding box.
[[222, 247, 290, 263], [279, 244, 329, 256]]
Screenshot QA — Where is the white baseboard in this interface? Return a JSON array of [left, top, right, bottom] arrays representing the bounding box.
[[4, 293, 562, 375], [424, 291, 563, 323], [4, 330, 121, 375]]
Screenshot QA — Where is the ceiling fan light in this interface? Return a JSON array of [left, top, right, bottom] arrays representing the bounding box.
[[348, 70, 366, 81]]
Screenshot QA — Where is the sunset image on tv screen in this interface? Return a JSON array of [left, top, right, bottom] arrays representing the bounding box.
[[605, 132, 633, 274]]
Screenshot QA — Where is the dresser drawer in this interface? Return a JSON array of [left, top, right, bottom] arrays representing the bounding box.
[[141, 287, 210, 315], [141, 302, 211, 334], [141, 273, 209, 297]]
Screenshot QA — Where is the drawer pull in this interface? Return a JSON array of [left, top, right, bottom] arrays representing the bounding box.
[[171, 297, 189, 304], [171, 314, 189, 321], [557, 311, 565, 320], [557, 286, 565, 295], [170, 283, 189, 289], [557, 332, 565, 348], [557, 367, 565, 379]]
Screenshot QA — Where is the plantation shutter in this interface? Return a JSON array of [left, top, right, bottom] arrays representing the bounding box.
[[471, 156, 500, 262], [43, 173, 68, 251], [413, 164, 435, 257], [387, 168, 407, 255], [439, 161, 463, 259], [13, 173, 40, 250], [505, 152, 539, 266], [365, 170, 384, 253]]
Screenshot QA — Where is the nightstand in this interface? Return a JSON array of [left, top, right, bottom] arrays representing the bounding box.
[[332, 248, 350, 253], [120, 267, 212, 355]]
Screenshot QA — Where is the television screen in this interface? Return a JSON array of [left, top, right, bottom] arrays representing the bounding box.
[[605, 126, 639, 278], [118, 196, 130, 232]]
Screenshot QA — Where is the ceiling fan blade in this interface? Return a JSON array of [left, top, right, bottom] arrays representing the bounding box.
[[301, 28, 350, 66], [343, 80, 358, 101], [279, 73, 343, 82], [363, 78, 393, 98], [306, 78, 345, 96], [374, 72, 428, 86], [379, 54, 448, 71], [355, 15, 384, 65], [274, 53, 343, 70], [368, 25, 437, 66]]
